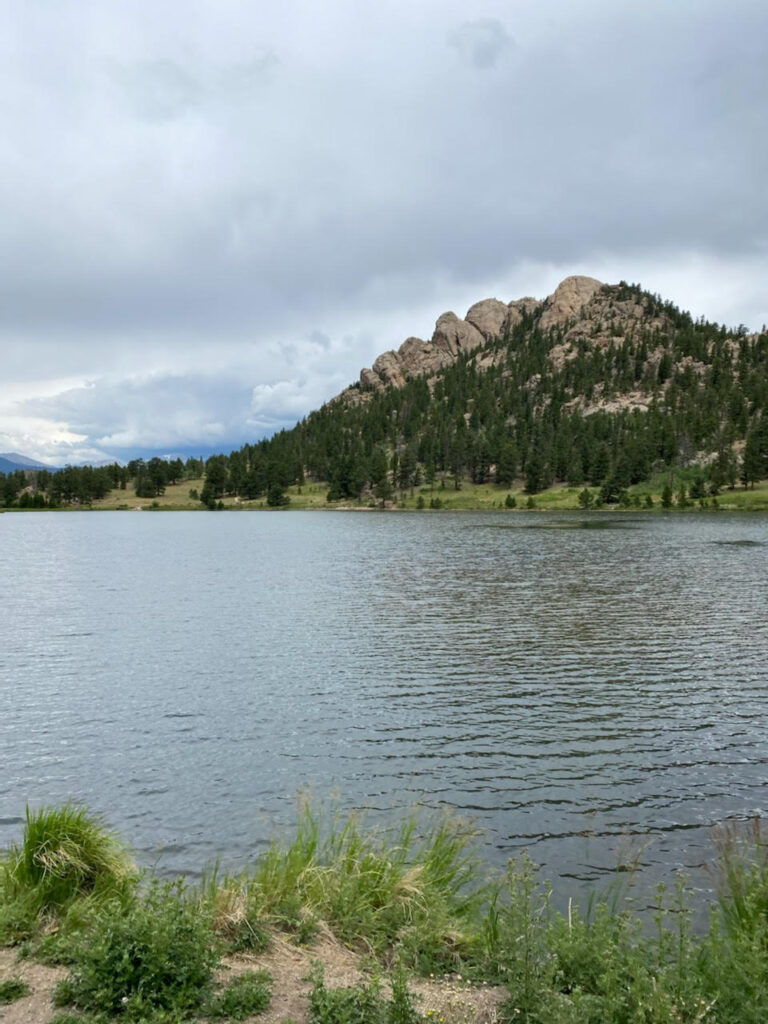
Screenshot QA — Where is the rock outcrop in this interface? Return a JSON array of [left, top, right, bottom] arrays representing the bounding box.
[[354, 275, 605, 395], [431, 312, 486, 359], [358, 313, 485, 392], [539, 275, 603, 331], [465, 298, 510, 340]]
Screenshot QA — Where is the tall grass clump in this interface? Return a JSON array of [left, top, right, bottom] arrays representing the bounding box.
[[487, 858, 713, 1024], [2, 804, 135, 913], [698, 820, 768, 1022], [250, 805, 490, 971], [0, 804, 137, 948], [198, 864, 271, 953]]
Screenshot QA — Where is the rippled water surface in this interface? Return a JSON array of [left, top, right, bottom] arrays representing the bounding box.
[[2, 510, 767, 898]]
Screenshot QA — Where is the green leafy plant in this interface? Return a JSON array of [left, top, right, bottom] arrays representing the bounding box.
[[307, 964, 422, 1024], [307, 964, 385, 1024], [54, 879, 218, 1020]]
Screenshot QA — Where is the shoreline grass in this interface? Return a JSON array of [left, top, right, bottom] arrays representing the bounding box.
[[3, 804, 768, 1021]]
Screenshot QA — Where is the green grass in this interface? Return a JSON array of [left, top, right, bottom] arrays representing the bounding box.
[[90, 479, 206, 510], [204, 970, 272, 1020], [246, 805, 488, 971], [0, 977, 30, 1004], [81, 472, 768, 513], [1, 804, 136, 921]]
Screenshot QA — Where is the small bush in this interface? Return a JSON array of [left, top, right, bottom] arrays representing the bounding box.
[[307, 964, 384, 1024], [3, 804, 135, 913], [55, 879, 218, 1020], [205, 970, 272, 1020], [0, 977, 30, 1003]]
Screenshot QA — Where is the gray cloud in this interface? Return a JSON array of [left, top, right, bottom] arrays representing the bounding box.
[[447, 18, 513, 69], [113, 59, 202, 121], [1, 0, 766, 463]]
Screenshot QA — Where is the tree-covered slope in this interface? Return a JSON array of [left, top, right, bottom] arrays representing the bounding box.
[[2, 276, 767, 509], [221, 277, 768, 505]]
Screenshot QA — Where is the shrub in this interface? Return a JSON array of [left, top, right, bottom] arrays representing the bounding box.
[[55, 879, 218, 1020]]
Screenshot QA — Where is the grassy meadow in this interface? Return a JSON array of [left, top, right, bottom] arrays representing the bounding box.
[[85, 476, 768, 513]]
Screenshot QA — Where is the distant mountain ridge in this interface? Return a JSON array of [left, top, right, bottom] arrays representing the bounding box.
[[0, 452, 56, 473]]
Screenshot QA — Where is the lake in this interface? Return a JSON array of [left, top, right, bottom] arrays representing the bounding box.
[[2, 509, 767, 903]]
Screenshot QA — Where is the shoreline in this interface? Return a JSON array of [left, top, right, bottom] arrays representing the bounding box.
[[2, 804, 766, 1023]]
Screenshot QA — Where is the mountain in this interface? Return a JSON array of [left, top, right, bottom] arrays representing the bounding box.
[[0, 452, 56, 473], [221, 274, 766, 503], [2, 276, 767, 509]]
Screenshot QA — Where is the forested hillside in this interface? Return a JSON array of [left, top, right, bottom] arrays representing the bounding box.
[[2, 277, 767, 510], [204, 277, 768, 507]]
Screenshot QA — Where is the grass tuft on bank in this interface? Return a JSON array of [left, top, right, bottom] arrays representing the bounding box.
[[0, 804, 136, 947]]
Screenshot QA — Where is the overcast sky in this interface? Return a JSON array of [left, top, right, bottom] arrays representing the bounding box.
[[1, 0, 766, 465]]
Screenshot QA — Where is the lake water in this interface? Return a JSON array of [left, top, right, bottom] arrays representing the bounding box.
[[2, 509, 767, 904]]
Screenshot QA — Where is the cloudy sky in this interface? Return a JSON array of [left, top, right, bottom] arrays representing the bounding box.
[[1, 0, 766, 465]]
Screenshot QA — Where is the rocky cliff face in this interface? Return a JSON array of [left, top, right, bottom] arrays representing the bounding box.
[[347, 275, 605, 399]]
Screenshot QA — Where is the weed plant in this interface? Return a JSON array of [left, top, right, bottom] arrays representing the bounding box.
[[54, 879, 218, 1020], [307, 963, 422, 1024]]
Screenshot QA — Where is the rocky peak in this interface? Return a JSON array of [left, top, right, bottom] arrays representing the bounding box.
[[465, 298, 510, 340], [539, 275, 604, 331], [352, 275, 605, 396]]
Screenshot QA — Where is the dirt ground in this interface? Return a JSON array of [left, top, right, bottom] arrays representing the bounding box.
[[0, 935, 505, 1024]]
